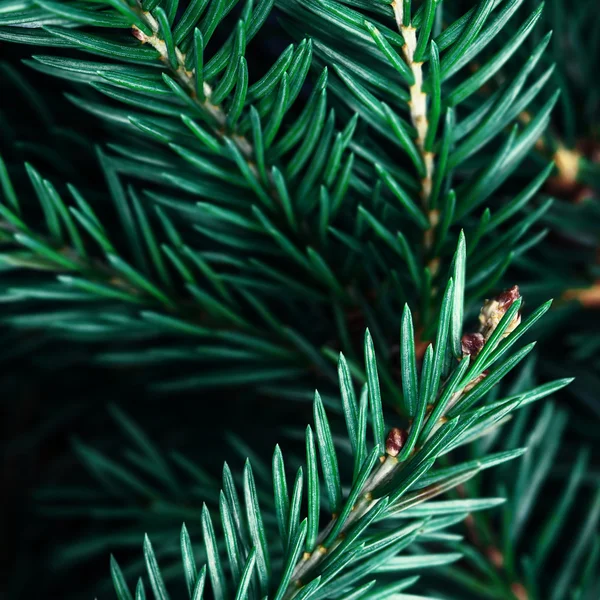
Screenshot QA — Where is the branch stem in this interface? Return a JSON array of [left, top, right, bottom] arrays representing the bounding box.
[[131, 6, 281, 204], [132, 12, 253, 155], [285, 456, 395, 598], [391, 2, 435, 209]]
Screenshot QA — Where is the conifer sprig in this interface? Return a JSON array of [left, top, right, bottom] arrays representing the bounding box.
[[0, 0, 596, 599], [101, 275, 569, 599], [278, 0, 557, 279], [0, 0, 558, 353]]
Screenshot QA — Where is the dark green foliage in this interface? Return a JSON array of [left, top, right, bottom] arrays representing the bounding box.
[[0, 0, 598, 599], [435, 388, 600, 600], [0, 0, 561, 396], [42, 290, 573, 597]]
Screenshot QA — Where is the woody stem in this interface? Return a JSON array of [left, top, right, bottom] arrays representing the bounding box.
[[391, 2, 435, 212]]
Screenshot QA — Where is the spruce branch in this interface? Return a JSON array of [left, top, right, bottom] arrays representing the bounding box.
[[0, 0, 568, 405], [54, 0, 281, 213], [275, 0, 559, 337], [97, 264, 568, 599], [0, 0, 561, 348], [0, 156, 330, 387], [21, 0, 357, 234], [0, 1, 597, 599]]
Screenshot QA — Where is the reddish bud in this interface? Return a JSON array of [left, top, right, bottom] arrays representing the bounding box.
[[385, 427, 408, 457], [497, 285, 520, 310], [132, 26, 146, 42], [461, 332, 484, 358]]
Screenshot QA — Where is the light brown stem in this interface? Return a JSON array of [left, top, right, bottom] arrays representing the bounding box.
[[391, 2, 434, 208], [284, 455, 398, 599], [562, 282, 600, 308], [132, 13, 254, 158]]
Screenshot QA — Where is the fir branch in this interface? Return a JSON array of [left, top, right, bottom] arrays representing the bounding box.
[[0, 0, 566, 403], [40, 0, 285, 213], [0, 1, 597, 599], [99, 276, 569, 599]]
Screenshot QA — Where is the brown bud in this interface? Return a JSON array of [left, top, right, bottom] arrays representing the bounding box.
[[385, 427, 408, 457], [461, 332, 485, 358]]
